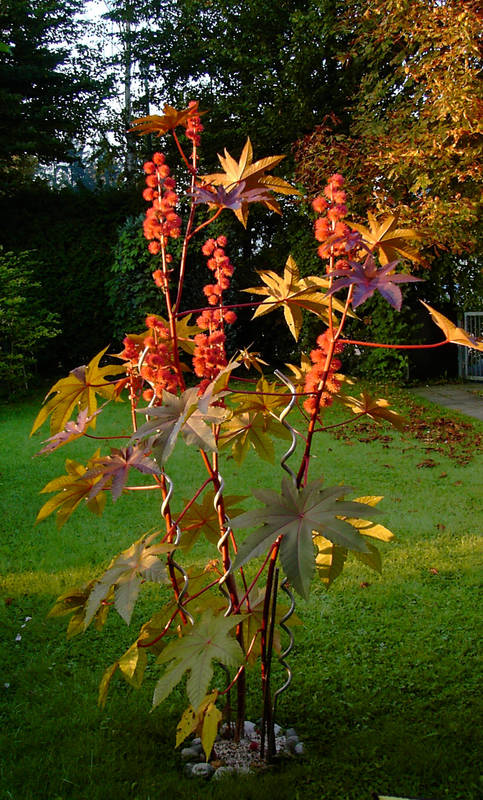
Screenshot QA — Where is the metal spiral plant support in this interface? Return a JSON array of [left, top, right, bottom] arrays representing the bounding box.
[[271, 371, 297, 728], [136, 350, 193, 623], [273, 369, 297, 486], [271, 577, 295, 722], [160, 473, 194, 625], [214, 472, 234, 617]]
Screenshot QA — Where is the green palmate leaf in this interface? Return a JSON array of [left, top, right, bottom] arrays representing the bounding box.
[[232, 478, 378, 599], [36, 452, 107, 529], [230, 376, 289, 416], [84, 532, 170, 627], [153, 611, 243, 711], [31, 346, 125, 435], [132, 385, 228, 465], [178, 492, 247, 550], [218, 411, 290, 465]]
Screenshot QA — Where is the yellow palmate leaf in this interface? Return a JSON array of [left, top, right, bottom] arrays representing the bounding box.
[[118, 642, 148, 688], [341, 391, 406, 430], [347, 497, 395, 543], [130, 103, 205, 137], [36, 453, 106, 529], [244, 255, 346, 341], [351, 211, 423, 265], [200, 137, 300, 227], [31, 347, 125, 436], [98, 662, 119, 709], [421, 302, 483, 351], [313, 534, 347, 589], [201, 700, 222, 761]]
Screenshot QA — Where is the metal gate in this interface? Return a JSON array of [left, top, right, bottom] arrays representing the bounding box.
[[460, 312, 483, 380]]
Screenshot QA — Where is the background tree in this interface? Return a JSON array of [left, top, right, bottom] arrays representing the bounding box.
[[0, 0, 112, 184], [294, 0, 482, 257]]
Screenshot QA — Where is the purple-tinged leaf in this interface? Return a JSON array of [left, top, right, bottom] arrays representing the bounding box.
[[36, 407, 101, 455], [85, 445, 161, 502], [326, 254, 422, 310]]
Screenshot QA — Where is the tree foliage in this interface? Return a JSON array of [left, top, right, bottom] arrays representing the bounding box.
[[294, 0, 482, 256], [0, 248, 60, 395], [0, 0, 111, 178]]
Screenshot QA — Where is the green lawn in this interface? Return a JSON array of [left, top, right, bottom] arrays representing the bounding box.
[[1, 385, 482, 800]]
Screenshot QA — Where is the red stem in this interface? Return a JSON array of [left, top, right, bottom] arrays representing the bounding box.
[[234, 543, 278, 613], [340, 338, 449, 350], [173, 477, 213, 527], [137, 608, 179, 648]]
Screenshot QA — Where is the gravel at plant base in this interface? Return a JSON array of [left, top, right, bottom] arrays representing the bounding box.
[[183, 721, 304, 779]]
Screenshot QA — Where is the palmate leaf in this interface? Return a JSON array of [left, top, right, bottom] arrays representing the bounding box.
[[153, 611, 243, 710], [351, 211, 423, 266], [340, 392, 406, 431], [36, 452, 106, 529], [200, 137, 300, 227], [132, 386, 228, 465], [314, 496, 394, 589], [230, 376, 288, 416], [84, 532, 171, 626], [126, 314, 201, 356], [326, 254, 423, 311], [313, 537, 348, 588], [36, 407, 101, 455], [244, 255, 348, 341], [176, 691, 222, 761], [232, 478, 379, 599], [31, 347, 125, 436], [421, 301, 483, 351], [236, 347, 269, 374], [130, 102, 205, 137], [97, 599, 181, 708], [218, 411, 290, 465], [85, 445, 161, 502], [47, 580, 112, 639], [178, 491, 247, 550]]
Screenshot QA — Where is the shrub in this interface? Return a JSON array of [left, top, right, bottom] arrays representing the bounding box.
[[0, 248, 60, 396]]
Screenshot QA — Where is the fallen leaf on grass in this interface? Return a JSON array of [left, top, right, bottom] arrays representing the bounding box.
[[417, 458, 438, 468]]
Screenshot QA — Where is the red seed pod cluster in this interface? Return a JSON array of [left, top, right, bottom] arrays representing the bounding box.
[[185, 100, 204, 147], [313, 173, 351, 265], [303, 330, 344, 415], [192, 237, 237, 394], [142, 153, 182, 255], [120, 315, 181, 401]]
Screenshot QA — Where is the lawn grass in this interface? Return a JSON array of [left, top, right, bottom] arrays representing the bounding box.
[[1, 385, 482, 800]]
